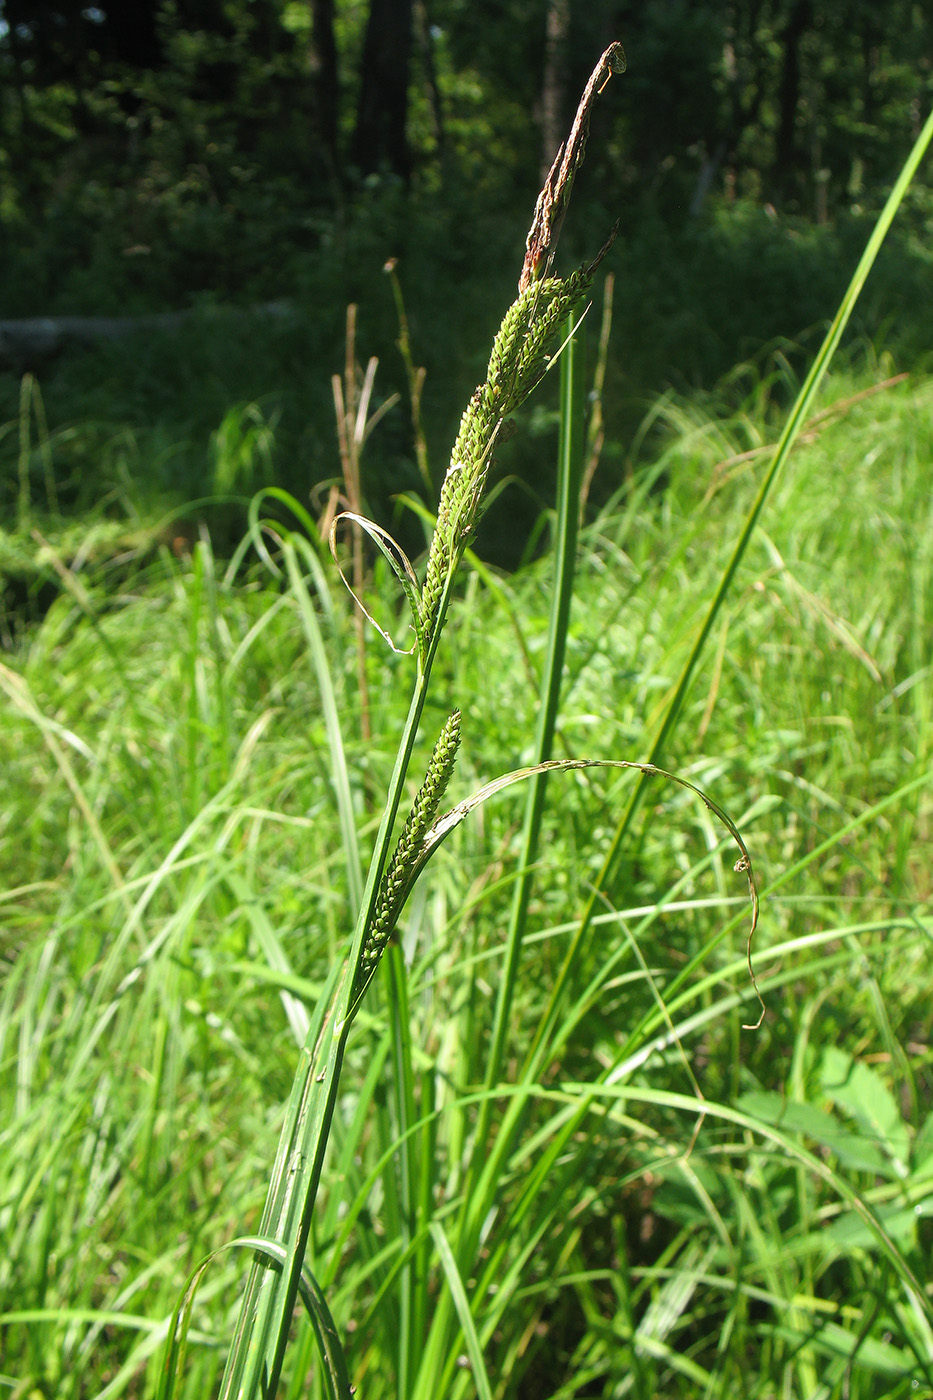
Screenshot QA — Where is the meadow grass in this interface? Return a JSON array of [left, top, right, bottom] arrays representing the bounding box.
[[2, 61, 933, 1400], [1, 346, 931, 1398]]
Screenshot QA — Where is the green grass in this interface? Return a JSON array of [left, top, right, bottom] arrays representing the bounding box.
[[2, 74, 932, 1398], [1, 346, 931, 1397], [4, 196, 933, 577]]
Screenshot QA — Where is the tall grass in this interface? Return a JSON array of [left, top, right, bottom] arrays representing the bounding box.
[[2, 358, 932, 1400], [1, 50, 932, 1400]]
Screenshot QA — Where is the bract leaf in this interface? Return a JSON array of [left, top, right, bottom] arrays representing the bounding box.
[[329, 510, 422, 656], [396, 757, 763, 1026]]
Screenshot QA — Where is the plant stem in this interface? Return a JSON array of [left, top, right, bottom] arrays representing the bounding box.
[[217, 559, 461, 1400], [416, 312, 588, 1393], [534, 94, 933, 1038], [479, 311, 585, 1152]]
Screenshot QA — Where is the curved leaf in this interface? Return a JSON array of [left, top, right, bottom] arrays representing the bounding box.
[[159, 1236, 353, 1400], [391, 757, 763, 1027], [329, 509, 423, 657]]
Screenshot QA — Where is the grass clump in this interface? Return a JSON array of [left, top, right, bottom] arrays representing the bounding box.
[[2, 343, 932, 1400], [2, 45, 933, 1400]]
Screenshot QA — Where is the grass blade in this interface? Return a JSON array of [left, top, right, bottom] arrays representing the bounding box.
[[555, 97, 933, 1000]]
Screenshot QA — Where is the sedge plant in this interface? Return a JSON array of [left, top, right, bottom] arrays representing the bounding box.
[[156, 42, 743, 1398], [197, 44, 663, 1400], [154, 42, 933, 1400]]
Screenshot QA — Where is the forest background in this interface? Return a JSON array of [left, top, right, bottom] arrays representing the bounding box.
[[2, 3, 933, 1399], [2, 0, 932, 562]]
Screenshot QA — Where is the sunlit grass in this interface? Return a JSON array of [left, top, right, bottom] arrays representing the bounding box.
[[1, 340, 931, 1396]]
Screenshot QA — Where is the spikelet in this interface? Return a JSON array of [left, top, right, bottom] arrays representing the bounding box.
[[355, 711, 462, 993], [416, 43, 626, 653], [418, 272, 592, 645]]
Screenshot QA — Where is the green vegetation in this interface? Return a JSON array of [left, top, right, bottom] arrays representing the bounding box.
[[2, 0, 931, 312], [3, 317, 933, 1398], [2, 6, 933, 1398], [3, 0, 933, 574]]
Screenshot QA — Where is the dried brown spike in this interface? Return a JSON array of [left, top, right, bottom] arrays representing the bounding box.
[[519, 42, 626, 294]]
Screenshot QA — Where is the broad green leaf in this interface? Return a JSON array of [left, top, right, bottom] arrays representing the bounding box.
[[738, 1091, 895, 1178], [820, 1047, 910, 1178]]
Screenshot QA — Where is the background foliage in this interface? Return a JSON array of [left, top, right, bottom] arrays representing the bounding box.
[[1, 0, 932, 557]]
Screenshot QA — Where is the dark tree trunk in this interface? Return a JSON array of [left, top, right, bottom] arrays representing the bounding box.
[[310, 0, 340, 175], [352, 0, 414, 181], [772, 0, 813, 205], [689, 139, 726, 216], [103, 0, 164, 68], [540, 0, 570, 181]]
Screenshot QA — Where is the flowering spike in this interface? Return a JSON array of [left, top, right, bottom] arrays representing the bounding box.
[[355, 711, 462, 992]]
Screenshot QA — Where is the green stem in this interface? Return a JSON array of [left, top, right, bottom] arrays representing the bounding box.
[[385, 943, 418, 1398], [417, 313, 587, 1395], [217, 558, 462, 1400], [479, 312, 584, 1138]]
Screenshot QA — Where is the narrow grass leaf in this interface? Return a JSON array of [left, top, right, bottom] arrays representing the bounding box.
[[576, 96, 933, 946], [428, 1221, 495, 1400], [329, 510, 422, 657]]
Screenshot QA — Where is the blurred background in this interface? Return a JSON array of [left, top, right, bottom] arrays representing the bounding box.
[[1, 0, 931, 561]]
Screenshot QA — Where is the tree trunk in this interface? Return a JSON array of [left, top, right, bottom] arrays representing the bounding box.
[[310, 0, 340, 176], [105, 0, 164, 68], [689, 140, 726, 217], [772, 0, 813, 206], [352, 0, 414, 181], [540, 0, 570, 182]]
